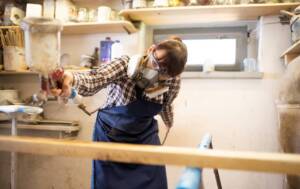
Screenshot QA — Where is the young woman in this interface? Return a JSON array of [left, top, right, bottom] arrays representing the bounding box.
[[54, 37, 187, 189]]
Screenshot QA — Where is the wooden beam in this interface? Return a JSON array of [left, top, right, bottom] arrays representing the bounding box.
[[0, 136, 300, 175]]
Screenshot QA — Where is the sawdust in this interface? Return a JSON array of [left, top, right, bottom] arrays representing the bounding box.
[[278, 56, 300, 104], [278, 107, 300, 189], [278, 56, 300, 189]]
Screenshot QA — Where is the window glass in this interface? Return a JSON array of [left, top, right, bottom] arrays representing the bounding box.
[[183, 39, 236, 65]]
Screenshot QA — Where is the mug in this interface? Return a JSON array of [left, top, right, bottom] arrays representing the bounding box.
[[243, 58, 257, 72], [97, 6, 111, 22]]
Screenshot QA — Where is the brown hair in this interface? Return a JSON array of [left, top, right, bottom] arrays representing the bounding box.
[[156, 36, 187, 77]]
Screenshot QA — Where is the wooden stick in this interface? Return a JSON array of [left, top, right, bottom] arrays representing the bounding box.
[[20, 30, 24, 47], [9, 30, 15, 46], [5, 33, 11, 46], [15, 29, 21, 47], [0, 30, 6, 47], [0, 136, 300, 175]]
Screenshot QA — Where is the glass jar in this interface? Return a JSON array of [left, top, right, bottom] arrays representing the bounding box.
[[169, 0, 181, 6], [78, 8, 88, 22]]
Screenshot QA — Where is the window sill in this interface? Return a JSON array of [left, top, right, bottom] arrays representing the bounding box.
[[181, 71, 264, 79]]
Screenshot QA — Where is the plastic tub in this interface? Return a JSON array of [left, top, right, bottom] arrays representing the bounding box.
[[20, 17, 63, 77]]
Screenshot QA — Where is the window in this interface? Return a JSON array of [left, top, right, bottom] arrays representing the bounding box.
[[153, 26, 248, 72]]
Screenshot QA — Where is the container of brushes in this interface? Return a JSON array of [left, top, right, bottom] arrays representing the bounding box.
[[1, 28, 27, 71], [3, 46, 27, 71]]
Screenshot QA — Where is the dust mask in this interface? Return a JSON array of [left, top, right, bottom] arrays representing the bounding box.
[[127, 55, 169, 98]]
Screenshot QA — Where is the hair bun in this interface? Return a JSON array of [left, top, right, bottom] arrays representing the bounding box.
[[168, 35, 182, 42]]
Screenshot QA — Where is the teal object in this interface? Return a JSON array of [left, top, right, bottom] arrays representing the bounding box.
[[176, 134, 212, 189]]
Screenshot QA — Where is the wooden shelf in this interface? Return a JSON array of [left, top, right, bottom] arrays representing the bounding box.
[[0, 119, 80, 138], [0, 69, 89, 75], [281, 40, 300, 65], [1, 20, 138, 35], [0, 26, 20, 29], [0, 70, 38, 75], [181, 71, 263, 79], [119, 3, 300, 25], [62, 21, 138, 35], [0, 123, 80, 133]]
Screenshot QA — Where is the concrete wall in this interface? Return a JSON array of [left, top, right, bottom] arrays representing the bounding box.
[[0, 16, 291, 189]]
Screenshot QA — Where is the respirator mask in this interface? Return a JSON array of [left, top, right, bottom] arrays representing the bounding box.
[[127, 54, 169, 98]]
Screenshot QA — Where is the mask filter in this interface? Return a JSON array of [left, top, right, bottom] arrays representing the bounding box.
[[136, 68, 159, 89], [127, 55, 169, 98]]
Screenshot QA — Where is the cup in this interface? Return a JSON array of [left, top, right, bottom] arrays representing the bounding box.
[[78, 8, 88, 22], [97, 6, 111, 22], [203, 60, 215, 73], [88, 9, 97, 22], [25, 4, 42, 17], [243, 58, 257, 72]]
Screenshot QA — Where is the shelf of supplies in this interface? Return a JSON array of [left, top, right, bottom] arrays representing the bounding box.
[[119, 3, 300, 25], [62, 21, 138, 35], [281, 40, 300, 65], [181, 71, 264, 79]]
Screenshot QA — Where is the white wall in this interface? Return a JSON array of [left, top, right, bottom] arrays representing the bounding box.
[[0, 16, 291, 189]]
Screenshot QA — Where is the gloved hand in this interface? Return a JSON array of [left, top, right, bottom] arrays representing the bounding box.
[[50, 71, 74, 98]]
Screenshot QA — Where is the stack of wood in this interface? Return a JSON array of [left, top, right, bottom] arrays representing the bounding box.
[[0, 27, 24, 48]]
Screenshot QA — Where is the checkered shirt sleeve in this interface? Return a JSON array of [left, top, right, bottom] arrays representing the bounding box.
[[72, 56, 129, 96], [159, 76, 181, 128]]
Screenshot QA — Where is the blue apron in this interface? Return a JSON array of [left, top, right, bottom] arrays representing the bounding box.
[[91, 87, 168, 189]]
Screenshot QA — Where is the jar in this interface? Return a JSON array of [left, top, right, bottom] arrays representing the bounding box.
[[123, 0, 133, 9], [88, 9, 97, 22], [169, 0, 181, 6], [78, 8, 88, 22]]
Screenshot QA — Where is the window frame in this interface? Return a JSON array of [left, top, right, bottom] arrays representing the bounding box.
[[153, 26, 248, 72]]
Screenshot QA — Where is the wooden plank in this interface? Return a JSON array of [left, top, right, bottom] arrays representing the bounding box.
[[0, 136, 300, 175], [62, 21, 138, 35], [119, 3, 300, 25]]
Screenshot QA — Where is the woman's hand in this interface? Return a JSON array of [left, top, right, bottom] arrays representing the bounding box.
[[50, 71, 74, 97]]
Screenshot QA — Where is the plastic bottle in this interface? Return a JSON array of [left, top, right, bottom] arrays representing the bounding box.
[[100, 37, 114, 64], [111, 40, 124, 60], [69, 88, 83, 105]]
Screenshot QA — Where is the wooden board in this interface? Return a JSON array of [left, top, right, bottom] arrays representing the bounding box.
[[119, 3, 300, 25], [0, 136, 300, 175], [62, 21, 138, 35]]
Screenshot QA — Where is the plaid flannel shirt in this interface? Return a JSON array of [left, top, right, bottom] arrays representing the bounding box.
[[73, 55, 180, 127]]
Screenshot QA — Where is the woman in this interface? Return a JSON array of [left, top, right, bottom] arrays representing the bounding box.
[[55, 37, 187, 189]]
